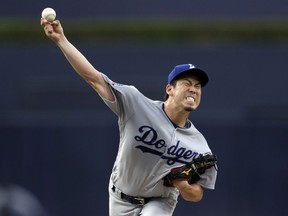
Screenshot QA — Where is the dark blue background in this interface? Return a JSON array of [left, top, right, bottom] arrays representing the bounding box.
[[0, 2, 288, 216]]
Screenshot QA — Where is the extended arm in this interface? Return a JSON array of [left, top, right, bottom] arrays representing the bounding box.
[[40, 19, 114, 101]]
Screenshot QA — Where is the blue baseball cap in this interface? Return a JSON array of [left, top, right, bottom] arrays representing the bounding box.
[[168, 64, 209, 87]]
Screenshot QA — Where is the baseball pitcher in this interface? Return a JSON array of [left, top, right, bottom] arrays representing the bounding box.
[[41, 18, 218, 216]]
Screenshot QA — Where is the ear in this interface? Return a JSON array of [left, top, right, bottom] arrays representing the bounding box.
[[166, 84, 173, 97]]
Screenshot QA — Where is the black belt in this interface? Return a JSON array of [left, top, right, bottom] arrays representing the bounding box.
[[112, 185, 151, 206]]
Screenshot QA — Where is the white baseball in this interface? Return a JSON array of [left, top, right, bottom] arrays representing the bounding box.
[[41, 8, 56, 22]]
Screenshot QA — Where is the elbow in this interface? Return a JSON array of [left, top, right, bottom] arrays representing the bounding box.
[[183, 185, 204, 202], [192, 185, 204, 202], [191, 193, 203, 202], [184, 192, 203, 202]]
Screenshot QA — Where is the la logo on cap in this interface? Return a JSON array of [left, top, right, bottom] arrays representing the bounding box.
[[189, 64, 195, 69]]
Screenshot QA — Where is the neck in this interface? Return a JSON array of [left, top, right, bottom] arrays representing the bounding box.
[[163, 102, 190, 128]]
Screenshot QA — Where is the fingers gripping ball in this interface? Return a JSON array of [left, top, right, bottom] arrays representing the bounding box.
[[41, 8, 56, 22]]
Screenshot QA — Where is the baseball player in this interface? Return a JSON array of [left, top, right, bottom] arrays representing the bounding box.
[[41, 19, 218, 216]]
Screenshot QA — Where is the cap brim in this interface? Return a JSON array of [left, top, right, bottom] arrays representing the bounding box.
[[174, 68, 209, 87]]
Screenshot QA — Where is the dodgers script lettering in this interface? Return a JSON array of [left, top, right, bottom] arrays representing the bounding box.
[[134, 125, 200, 165]]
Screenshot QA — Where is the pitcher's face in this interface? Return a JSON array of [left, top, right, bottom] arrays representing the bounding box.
[[166, 75, 202, 111]]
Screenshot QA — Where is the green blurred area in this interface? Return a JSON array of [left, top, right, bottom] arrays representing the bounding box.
[[1, 18, 288, 43]]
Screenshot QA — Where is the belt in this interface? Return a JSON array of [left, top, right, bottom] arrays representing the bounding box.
[[112, 185, 151, 206]]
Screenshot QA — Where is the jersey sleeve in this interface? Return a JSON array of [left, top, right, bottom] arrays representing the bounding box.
[[100, 73, 141, 121], [198, 164, 218, 190]]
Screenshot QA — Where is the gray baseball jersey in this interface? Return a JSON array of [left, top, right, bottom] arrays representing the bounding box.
[[101, 74, 217, 198]]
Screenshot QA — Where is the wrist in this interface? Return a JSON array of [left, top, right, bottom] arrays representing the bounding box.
[[55, 35, 68, 46]]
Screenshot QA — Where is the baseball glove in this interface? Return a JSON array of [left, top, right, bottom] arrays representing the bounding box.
[[163, 154, 217, 187]]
